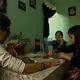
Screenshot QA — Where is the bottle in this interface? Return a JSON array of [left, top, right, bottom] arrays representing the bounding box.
[[34, 34, 40, 52]]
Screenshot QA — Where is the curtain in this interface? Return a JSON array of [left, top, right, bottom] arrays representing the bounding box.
[[43, 3, 56, 38]]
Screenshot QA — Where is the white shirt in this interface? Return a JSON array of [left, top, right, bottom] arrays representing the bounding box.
[[0, 44, 25, 73]]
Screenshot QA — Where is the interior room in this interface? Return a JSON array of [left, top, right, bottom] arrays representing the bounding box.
[[0, 0, 80, 80]]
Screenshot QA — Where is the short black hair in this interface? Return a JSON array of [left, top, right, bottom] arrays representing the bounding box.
[[0, 13, 11, 31], [55, 31, 63, 37]]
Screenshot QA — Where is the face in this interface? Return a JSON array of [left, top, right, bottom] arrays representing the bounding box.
[[55, 32, 63, 42], [69, 33, 75, 44], [0, 27, 10, 43]]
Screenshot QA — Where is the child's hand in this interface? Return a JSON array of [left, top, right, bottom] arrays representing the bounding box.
[[48, 50, 54, 57], [49, 59, 60, 66], [59, 37, 64, 45], [59, 52, 66, 59], [59, 52, 71, 61]]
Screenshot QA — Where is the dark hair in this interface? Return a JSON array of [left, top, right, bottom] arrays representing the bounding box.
[[55, 31, 63, 37], [0, 13, 11, 31], [68, 25, 80, 44], [68, 25, 80, 54]]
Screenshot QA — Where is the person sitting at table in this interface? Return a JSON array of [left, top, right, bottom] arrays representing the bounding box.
[[47, 31, 69, 57], [0, 13, 60, 77], [49, 25, 80, 80], [58, 25, 80, 80], [53, 31, 68, 49]]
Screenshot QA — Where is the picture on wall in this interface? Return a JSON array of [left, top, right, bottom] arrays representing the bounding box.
[[68, 6, 76, 16], [18, 1, 26, 11], [29, 0, 36, 9], [0, 0, 7, 13]]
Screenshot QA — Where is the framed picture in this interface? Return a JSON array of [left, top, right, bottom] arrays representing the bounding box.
[[0, 0, 7, 13], [68, 6, 76, 16], [18, 1, 26, 11], [29, 0, 36, 9]]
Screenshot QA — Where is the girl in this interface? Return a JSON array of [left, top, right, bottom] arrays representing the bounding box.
[[59, 25, 80, 80]]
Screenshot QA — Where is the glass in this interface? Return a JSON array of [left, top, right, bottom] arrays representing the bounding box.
[[48, 45, 53, 52]]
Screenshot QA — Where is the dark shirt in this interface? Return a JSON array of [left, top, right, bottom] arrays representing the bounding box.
[[53, 40, 68, 49], [58, 45, 80, 68], [58, 44, 75, 53]]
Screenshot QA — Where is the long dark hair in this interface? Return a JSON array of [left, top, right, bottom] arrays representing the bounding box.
[[68, 25, 80, 55]]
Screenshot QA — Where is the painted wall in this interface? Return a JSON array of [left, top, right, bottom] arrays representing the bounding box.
[[48, 0, 80, 42], [7, 0, 43, 47], [48, 12, 69, 41]]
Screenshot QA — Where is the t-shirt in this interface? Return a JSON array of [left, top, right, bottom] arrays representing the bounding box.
[[0, 44, 25, 73], [52, 40, 69, 49]]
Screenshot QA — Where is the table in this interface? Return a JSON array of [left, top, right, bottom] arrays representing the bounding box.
[[0, 53, 69, 80], [23, 53, 69, 80]]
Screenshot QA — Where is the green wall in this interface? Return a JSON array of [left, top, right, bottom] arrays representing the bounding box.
[[48, 12, 69, 41], [49, 0, 80, 42], [7, 0, 43, 47]]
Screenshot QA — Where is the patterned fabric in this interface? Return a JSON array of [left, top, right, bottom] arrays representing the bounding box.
[[0, 44, 25, 73], [68, 67, 80, 80]]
